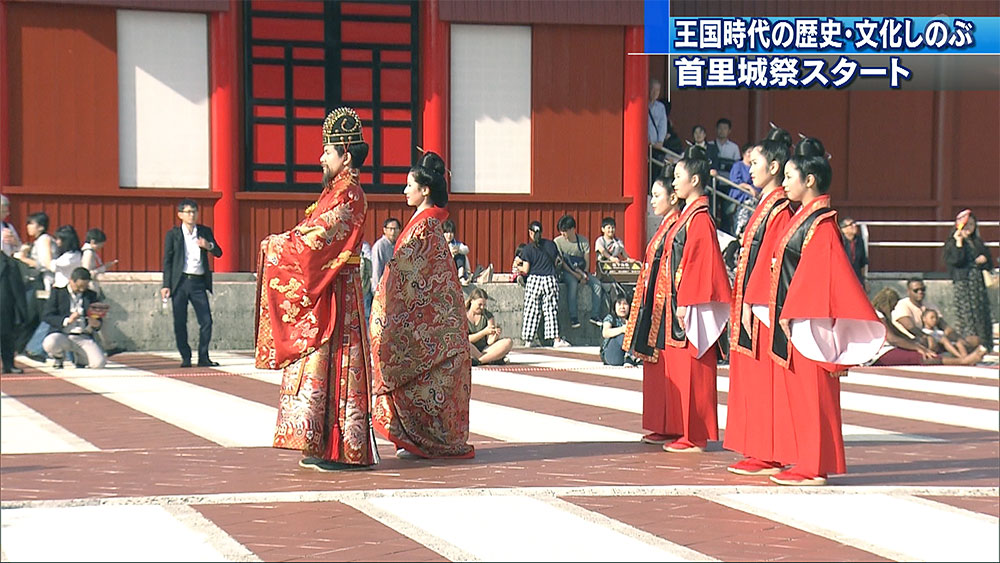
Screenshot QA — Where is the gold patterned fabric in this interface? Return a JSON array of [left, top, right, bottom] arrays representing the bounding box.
[[370, 206, 474, 459], [256, 168, 374, 465]]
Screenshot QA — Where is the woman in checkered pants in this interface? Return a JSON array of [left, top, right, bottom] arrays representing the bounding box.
[[514, 221, 571, 348]]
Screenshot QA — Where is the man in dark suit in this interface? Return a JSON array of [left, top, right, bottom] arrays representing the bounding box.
[[41, 267, 105, 369], [161, 199, 223, 368], [1, 251, 28, 373]]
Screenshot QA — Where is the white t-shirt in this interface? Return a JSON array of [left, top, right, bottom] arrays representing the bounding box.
[[890, 297, 934, 339]]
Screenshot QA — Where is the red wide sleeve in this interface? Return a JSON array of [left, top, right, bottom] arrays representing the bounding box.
[[676, 212, 731, 307], [781, 218, 884, 368], [255, 180, 367, 369], [743, 205, 792, 306]]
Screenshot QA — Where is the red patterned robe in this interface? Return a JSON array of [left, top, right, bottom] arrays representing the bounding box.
[[255, 169, 376, 466], [370, 206, 474, 459], [723, 188, 796, 464]]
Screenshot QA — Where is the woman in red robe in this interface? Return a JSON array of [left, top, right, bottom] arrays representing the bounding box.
[[256, 107, 376, 471], [655, 147, 732, 453], [370, 152, 474, 459], [622, 170, 681, 445], [724, 131, 797, 476], [754, 138, 884, 486]]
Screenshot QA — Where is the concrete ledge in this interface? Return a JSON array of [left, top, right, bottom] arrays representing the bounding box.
[[94, 273, 998, 352]]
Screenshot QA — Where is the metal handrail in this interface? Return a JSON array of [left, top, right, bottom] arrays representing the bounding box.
[[648, 145, 755, 236], [859, 220, 999, 249]]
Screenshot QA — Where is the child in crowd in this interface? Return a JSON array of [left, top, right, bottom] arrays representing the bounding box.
[[601, 295, 640, 366], [921, 308, 968, 358], [511, 243, 528, 287], [442, 220, 471, 285]]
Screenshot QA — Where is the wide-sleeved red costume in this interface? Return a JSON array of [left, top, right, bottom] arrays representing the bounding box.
[[255, 168, 376, 466], [746, 195, 884, 477], [723, 189, 796, 464], [646, 196, 731, 448], [370, 206, 474, 459], [623, 209, 678, 435]]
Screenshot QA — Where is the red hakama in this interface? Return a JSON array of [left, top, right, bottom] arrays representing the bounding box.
[[724, 189, 796, 464], [760, 195, 885, 477], [659, 197, 731, 448], [623, 210, 679, 436]]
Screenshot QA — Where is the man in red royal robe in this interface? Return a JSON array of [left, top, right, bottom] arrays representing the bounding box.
[[255, 107, 377, 471]]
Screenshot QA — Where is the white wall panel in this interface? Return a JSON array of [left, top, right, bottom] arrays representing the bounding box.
[[118, 10, 209, 188], [450, 25, 531, 194]]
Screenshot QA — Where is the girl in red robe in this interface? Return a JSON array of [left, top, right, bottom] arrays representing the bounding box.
[[754, 138, 884, 486], [724, 131, 797, 476], [656, 147, 732, 453], [370, 152, 474, 459], [622, 169, 681, 445], [257, 107, 376, 471]]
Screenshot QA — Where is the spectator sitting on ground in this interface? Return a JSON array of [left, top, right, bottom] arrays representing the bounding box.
[[41, 267, 107, 369], [554, 214, 604, 328], [511, 243, 528, 287], [595, 217, 637, 266], [466, 287, 513, 366], [601, 295, 640, 366], [81, 228, 116, 294], [442, 219, 472, 285], [870, 288, 984, 366], [891, 276, 980, 352], [840, 217, 868, 287], [921, 308, 969, 359]]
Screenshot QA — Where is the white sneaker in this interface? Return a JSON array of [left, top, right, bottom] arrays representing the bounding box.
[[552, 338, 571, 348]]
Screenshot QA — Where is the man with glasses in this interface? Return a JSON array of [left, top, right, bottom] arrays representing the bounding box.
[[891, 276, 981, 352], [371, 217, 400, 293], [161, 199, 223, 368], [839, 217, 868, 286]]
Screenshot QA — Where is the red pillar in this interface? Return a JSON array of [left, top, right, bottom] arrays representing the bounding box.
[[209, 0, 239, 271], [420, 0, 448, 161], [623, 26, 648, 259], [1, 0, 10, 188]]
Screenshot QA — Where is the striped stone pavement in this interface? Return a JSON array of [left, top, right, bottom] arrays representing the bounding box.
[[1, 349, 997, 562]]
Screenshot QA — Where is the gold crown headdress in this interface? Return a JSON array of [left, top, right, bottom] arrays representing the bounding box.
[[323, 107, 364, 146]]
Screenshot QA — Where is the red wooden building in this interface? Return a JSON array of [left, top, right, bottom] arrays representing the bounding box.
[[1, 0, 996, 274]]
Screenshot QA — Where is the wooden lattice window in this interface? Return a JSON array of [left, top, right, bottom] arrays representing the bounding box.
[[244, 0, 419, 193]]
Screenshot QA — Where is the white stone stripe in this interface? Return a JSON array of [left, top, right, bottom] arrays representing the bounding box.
[[0, 504, 260, 562], [841, 371, 999, 401], [0, 392, 100, 455], [4, 485, 996, 510], [702, 492, 999, 562], [18, 357, 276, 448], [875, 364, 999, 380], [359, 495, 716, 562], [474, 370, 942, 443], [470, 400, 641, 443], [717, 376, 996, 433]]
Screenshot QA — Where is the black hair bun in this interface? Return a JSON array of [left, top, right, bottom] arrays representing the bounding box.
[[764, 127, 792, 148], [795, 137, 826, 158], [684, 145, 708, 161], [418, 151, 446, 177]]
